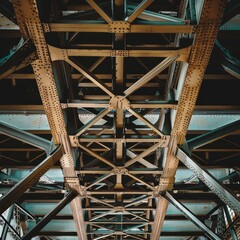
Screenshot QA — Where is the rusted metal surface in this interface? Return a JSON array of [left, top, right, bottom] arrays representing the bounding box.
[[1, 0, 237, 239], [12, 0, 87, 239], [150, 1, 227, 239]]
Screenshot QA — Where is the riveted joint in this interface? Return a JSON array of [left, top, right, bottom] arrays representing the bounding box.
[[114, 206, 125, 212], [158, 177, 175, 192], [111, 50, 129, 57], [109, 96, 129, 109], [43, 23, 50, 32], [69, 135, 79, 147], [109, 21, 130, 33], [112, 167, 128, 175]]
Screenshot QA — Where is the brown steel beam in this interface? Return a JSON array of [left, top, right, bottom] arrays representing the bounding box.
[[12, 1, 87, 239], [44, 22, 193, 33], [150, 1, 227, 239], [4, 73, 235, 80]]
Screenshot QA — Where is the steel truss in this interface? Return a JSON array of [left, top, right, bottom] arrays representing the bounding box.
[[1, 0, 239, 239]]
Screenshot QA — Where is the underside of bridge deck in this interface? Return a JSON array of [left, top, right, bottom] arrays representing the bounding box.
[[0, 0, 240, 239]]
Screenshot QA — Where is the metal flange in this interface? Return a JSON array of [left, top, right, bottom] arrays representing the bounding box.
[[112, 167, 128, 175], [108, 21, 130, 33], [109, 96, 130, 110]]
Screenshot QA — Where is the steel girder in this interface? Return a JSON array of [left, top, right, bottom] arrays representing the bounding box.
[[12, 0, 88, 239], [21, 190, 77, 240], [177, 148, 240, 215], [0, 144, 63, 214], [1, 0, 236, 239], [187, 119, 240, 151], [0, 122, 53, 155], [150, 1, 227, 239], [164, 191, 221, 240]]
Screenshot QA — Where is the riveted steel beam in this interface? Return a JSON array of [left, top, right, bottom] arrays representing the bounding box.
[[177, 148, 240, 215], [48, 45, 191, 61], [150, 1, 227, 239], [21, 190, 77, 240], [0, 145, 63, 215], [164, 191, 221, 240], [44, 22, 194, 33], [12, 1, 88, 239]]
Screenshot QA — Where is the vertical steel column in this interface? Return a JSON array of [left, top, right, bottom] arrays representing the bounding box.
[[113, 1, 125, 237]]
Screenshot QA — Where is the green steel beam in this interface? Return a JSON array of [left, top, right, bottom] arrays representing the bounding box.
[[187, 119, 240, 151], [164, 191, 221, 240], [0, 145, 63, 215], [21, 191, 77, 240], [177, 148, 240, 215], [223, 205, 238, 240], [0, 122, 53, 155]]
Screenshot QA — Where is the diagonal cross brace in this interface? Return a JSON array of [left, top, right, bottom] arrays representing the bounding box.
[[21, 190, 77, 240], [177, 147, 240, 215], [164, 191, 221, 240], [0, 145, 63, 215]]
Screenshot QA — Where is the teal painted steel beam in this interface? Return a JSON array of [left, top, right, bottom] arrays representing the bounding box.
[[0, 145, 63, 215], [0, 122, 54, 155], [187, 119, 240, 151], [177, 148, 240, 215], [189, 0, 197, 24], [0, 206, 14, 240], [127, 4, 187, 23], [21, 191, 77, 240], [164, 191, 221, 240], [223, 205, 238, 240], [222, 0, 240, 24]]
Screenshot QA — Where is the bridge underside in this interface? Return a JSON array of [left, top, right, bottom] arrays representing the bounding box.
[[0, 0, 240, 239]]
